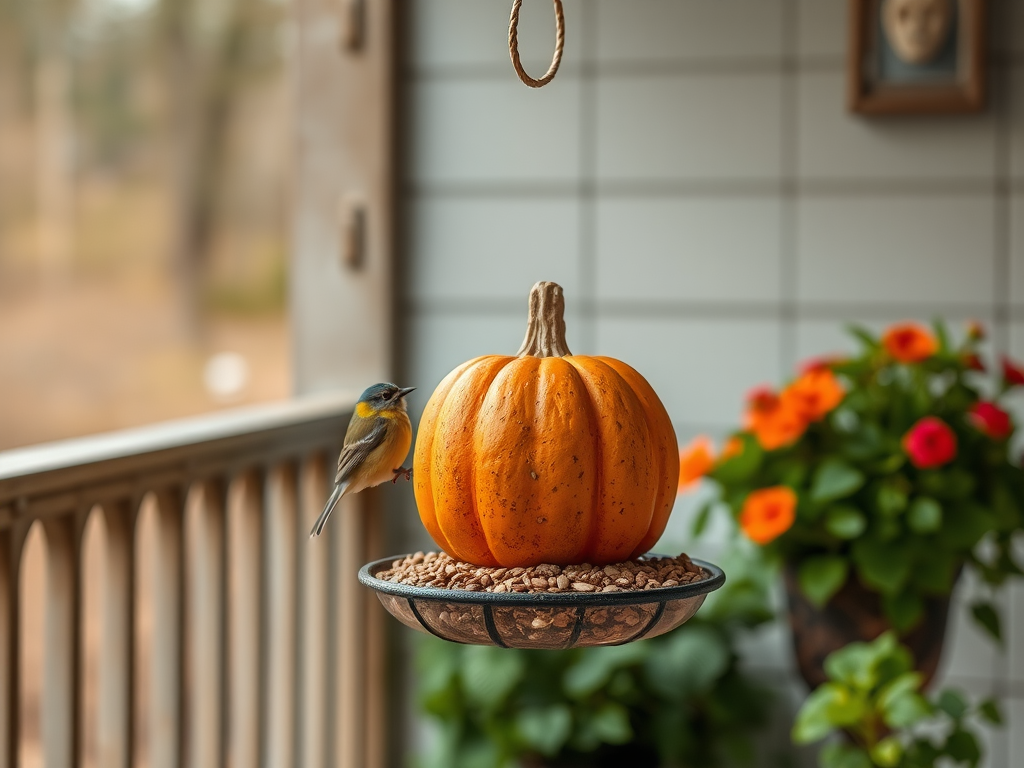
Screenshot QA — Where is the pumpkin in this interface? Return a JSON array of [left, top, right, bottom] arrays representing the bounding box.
[[413, 281, 679, 567]]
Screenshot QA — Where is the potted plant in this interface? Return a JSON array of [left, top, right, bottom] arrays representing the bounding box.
[[680, 321, 1024, 687], [791, 631, 1001, 768], [414, 550, 782, 768]]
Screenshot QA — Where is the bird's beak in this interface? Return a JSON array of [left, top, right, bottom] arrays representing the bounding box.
[[397, 386, 416, 400]]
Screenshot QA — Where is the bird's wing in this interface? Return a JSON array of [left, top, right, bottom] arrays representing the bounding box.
[[334, 418, 388, 485]]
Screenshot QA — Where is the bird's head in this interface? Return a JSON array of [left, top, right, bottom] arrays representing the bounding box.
[[356, 382, 416, 417]]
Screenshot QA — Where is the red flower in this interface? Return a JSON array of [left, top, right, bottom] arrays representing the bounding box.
[[966, 320, 985, 341], [964, 353, 985, 372], [798, 355, 846, 375], [902, 417, 957, 469], [1001, 356, 1024, 386], [969, 402, 1012, 439], [883, 323, 937, 363]]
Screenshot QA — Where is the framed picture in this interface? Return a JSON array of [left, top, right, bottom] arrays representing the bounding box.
[[847, 0, 987, 115]]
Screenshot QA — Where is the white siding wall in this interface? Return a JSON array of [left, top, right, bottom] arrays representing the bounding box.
[[397, 2, 1024, 764]]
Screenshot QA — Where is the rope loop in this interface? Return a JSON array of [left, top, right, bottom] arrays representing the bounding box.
[[508, 0, 564, 88]]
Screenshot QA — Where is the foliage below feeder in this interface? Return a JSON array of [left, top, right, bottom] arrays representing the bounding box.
[[414, 282, 678, 567]]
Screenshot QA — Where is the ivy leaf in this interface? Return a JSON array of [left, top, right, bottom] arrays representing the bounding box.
[[792, 682, 867, 743], [821, 743, 873, 768], [589, 702, 633, 745], [825, 506, 867, 539], [907, 497, 942, 533], [935, 689, 968, 719], [851, 539, 911, 594], [811, 460, 866, 504], [945, 730, 981, 765], [798, 556, 849, 607], [881, 690, 931, 728], [979, 698, 1003, 725], [516, 705, 572, 757], [969, 601, 1002, 646], [461, 646, 525, 711], [883, 591, 924, 633], [870, 736, 903, 768]]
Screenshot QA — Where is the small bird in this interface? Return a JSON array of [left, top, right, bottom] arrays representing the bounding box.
[[309, 382, 416, 538]]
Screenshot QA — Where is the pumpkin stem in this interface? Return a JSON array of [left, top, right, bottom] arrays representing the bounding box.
[[516, 281, 573, 358]]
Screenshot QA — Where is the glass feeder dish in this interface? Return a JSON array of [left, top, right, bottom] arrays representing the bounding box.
[[359, 555, 725, 649]]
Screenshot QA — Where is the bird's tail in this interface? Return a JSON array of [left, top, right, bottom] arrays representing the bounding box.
[[309, 481, 348, 538]]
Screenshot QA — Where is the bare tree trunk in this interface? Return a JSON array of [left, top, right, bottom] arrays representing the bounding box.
[[162, 0, 254, 341], [35, 52, 74, 289]]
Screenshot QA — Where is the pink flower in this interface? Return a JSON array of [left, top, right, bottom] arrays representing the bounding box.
[[902, 417, 957, 469], [969, 402, 1012, 440]]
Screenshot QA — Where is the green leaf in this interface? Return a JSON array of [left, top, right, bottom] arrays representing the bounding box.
[[883, 591, 924, 633], [710, 433, 763, 485], [881, 690, 931, 728], [564, 643, 647, 698], [847, 324, 880, 351], [589, 702, 633, 745], [792, 682, 867, 743], [825, 505, 867, 539], [936, 689, 968, 719], [907, 497, 942, 533], [910, 553, 957, 595], [811, 460, 866, 504], [691, 501, 714, 537], [945, 730, 981, 764], [969, 601, 1002, 645], [876, 482, 909, 517], [979, 698, 1003, 725], [877, 671, 924, 711], [461, 646, 525, 711], [516, 705, 572, 757], [870, 736, 904, 768], [820, 742, 873, 768], [798, 556, 849, 607], [642, 625, 729, 700], [938, 503, 995, 551], [933, 319, 951, 353], [852, 539, 912, 594]]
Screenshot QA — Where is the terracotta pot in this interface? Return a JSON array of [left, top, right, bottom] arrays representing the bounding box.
[[783, 563, 955, 691]]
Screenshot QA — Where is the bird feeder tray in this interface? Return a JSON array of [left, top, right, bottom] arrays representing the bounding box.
[[359, 555, 724, 649]]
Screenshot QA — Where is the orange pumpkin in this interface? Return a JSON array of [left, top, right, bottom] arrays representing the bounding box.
[[413, 281, 679, 567]]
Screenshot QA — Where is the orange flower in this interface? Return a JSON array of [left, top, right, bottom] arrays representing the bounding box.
[[882, 323, 937, 363], [781, 368, 845, 422], [798, 354, 846, 375], [678, 436, 714, 493], [745, 388, 807, 450], [720, 436, 744, 462], [740, 486, 797, 545]]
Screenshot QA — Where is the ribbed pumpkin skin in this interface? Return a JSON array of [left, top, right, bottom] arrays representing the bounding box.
[[413, 353, 679, 567]]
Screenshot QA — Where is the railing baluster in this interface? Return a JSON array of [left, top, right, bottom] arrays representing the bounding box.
[[0, 521, 26, 768], [228, 471, 263, 768], [98, 499, 135, 768], [150, 488, 184, 768], [42, 514, 83, 768], [185, 480, 227, 768], [263, 463, 297, 768], [297, 454, 329, 768], [334, 492, 367, 768], [363, 495, 386, 768]]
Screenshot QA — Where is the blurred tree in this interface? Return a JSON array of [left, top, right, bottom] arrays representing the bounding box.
[[156, 0, 285, 339]]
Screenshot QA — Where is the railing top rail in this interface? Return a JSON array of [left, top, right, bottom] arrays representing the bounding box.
[[0, 391, 356, 509]]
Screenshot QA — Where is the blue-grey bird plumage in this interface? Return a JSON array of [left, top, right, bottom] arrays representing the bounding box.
[[309, 383, 415, 538]]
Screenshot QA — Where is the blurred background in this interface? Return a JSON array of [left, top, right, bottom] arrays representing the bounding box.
[[2, 0, 1024, 767], [0, 0, 291, 452]]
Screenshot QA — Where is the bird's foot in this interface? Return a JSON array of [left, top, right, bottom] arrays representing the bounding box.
[[392, 466, 412, 483]]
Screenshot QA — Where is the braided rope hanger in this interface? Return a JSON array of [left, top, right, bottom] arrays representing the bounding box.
[[508, 0, 564, 88]]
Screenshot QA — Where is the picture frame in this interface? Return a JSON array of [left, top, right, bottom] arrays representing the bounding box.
[[847, 0, 987, 115]]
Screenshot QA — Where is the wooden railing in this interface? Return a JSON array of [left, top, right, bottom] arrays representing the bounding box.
[[0, 392, 386, 768]]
